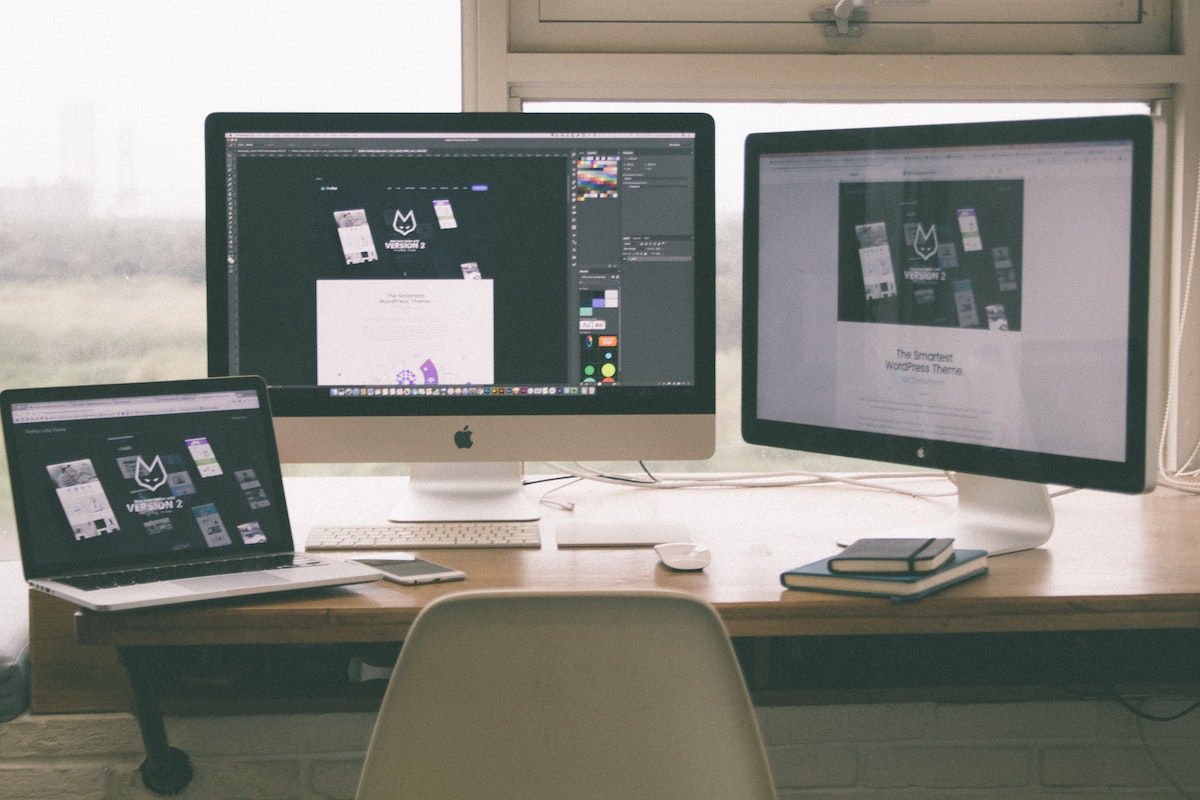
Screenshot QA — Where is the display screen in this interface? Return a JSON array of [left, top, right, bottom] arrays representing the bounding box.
[[207, 113, 715, 421], [743, 115, 1154, 492], [2, 377, 291, 578]]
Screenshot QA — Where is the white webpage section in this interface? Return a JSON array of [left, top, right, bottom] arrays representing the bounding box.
[[316, 279, 495, 386], [55, 481, 120, 540], [756, 145, 1131, 463]]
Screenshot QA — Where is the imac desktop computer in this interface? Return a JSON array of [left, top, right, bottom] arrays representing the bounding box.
[[206, 112, 715, 523], [742, 115, 1158, 555]]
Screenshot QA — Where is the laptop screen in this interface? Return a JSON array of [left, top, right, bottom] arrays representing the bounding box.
[[2, 377, 293, 579]]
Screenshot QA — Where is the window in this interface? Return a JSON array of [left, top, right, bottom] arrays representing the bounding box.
[[467, 0, 1200, 490], [0, 1, 462, 559]]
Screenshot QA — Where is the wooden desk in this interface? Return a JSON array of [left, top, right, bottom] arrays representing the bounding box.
[[76, 475, 1200, 645], [66, 474, 1200, 793]]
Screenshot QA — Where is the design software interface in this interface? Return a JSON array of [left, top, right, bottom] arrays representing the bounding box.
[[220, 129, 700, 397]]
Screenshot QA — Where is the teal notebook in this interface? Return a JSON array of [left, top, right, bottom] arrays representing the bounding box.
[[781, 549, 988, 602]]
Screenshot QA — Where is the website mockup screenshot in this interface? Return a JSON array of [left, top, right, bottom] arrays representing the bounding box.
[[755, 137, 1136, 463], [219, 128, 701, 400]]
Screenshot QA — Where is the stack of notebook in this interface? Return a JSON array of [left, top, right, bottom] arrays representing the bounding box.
[[781, 537, 988, 601]]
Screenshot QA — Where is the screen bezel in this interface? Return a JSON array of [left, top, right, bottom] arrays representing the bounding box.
[[205, 111, 716, 424], [741, 114, 1155, 494]]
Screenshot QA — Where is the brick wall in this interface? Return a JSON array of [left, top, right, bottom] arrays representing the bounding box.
[[0, 712, 373, 799], [1, 698, 1197, 799], [759, 698, 1200, 799]]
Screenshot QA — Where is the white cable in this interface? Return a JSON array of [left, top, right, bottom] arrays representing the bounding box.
[[538, 462, 958, 499], [1158, 152, 1200, 493]]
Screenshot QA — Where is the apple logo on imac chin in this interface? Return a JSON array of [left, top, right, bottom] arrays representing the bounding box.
[[454, 425, 474, 449]]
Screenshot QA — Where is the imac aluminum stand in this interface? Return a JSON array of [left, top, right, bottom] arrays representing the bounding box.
[[389, 462, 541, 523]]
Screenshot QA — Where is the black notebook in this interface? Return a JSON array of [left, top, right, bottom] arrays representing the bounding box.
[[828, 537, 955, 573]]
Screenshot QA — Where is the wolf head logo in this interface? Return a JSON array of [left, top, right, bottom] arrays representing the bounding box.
[[134, 455, 168, 492], [913, 223, 938, 262], [393, 209, 417, 236]]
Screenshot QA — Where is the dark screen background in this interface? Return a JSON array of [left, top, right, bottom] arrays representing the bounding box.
[[13, 410, 287, 574], [838, 180, 1025, 331], [232, 155, 570, 387]]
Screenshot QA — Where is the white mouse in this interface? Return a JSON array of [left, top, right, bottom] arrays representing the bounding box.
[[654, 542, 711, 571]]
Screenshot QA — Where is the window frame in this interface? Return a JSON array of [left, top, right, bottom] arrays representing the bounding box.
[[507, 0, 1171, 55]]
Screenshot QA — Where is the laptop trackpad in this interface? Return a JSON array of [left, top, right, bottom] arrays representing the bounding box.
[[175, 572, 289, 593]]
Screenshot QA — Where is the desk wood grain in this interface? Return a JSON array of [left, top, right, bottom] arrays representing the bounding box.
[[74, 476, 1200, 647]]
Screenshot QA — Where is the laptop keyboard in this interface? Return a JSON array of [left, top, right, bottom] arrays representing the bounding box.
[[305, 521, 542, 550], [59, 553, 322, 591]]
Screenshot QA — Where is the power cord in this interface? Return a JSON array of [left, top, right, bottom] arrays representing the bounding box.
[[1112, 693, 1200, 723], [535, 461, 959, 505], [1137, 711, 1199, 800], [1056, 683, 1199, 799], [1125, 694, 1200, 800], [1157, 152, 1200, 493]]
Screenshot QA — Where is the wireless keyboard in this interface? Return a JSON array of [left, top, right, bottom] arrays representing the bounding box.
[[305, 521, 542, 550]]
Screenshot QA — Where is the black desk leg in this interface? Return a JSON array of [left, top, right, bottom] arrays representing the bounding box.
[[117, 646, 194, 795]]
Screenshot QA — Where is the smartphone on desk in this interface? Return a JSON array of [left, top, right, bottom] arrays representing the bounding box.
[[354, 556, 466, 585]]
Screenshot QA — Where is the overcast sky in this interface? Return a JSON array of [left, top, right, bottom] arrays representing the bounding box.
[[0, 1, 462, 215]]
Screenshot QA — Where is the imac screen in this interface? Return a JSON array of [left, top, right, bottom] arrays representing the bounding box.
[[206, 112, 715, 521], [742, 115, 1156, 554]]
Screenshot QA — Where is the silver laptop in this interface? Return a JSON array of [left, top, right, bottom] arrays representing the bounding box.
[[1, 376, 379, 611]]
